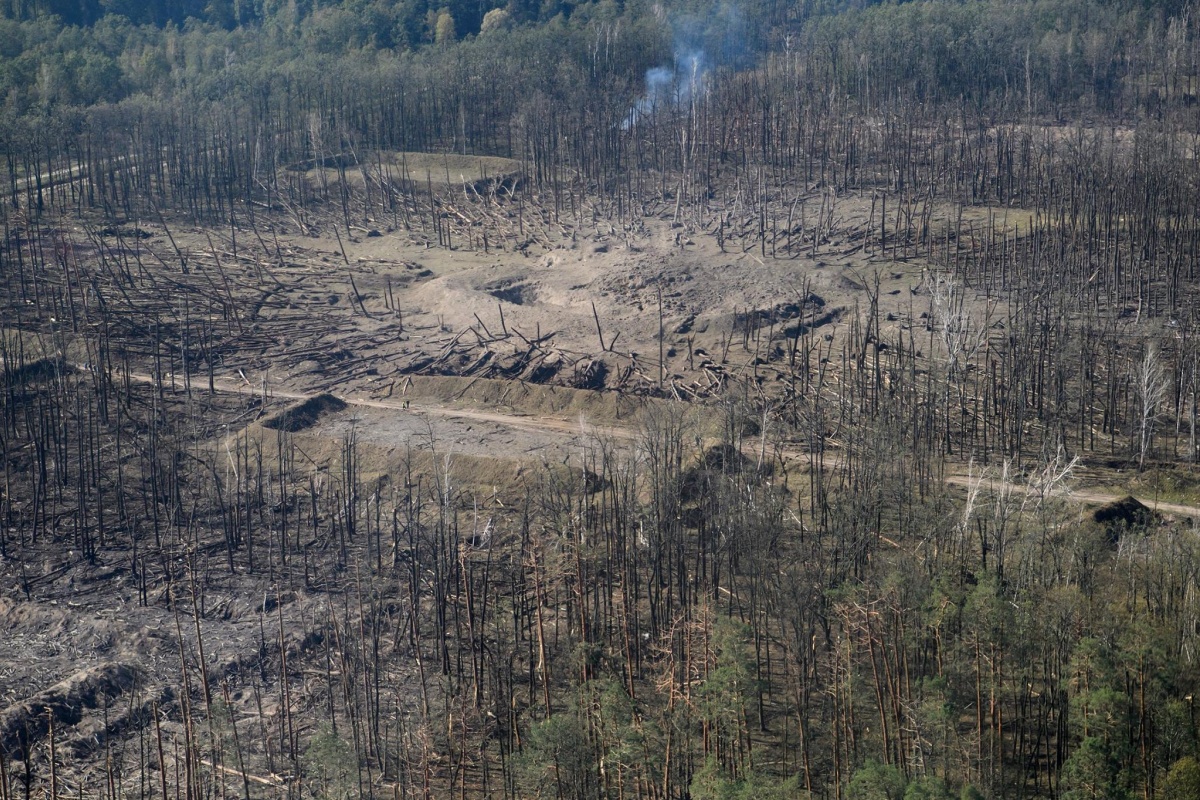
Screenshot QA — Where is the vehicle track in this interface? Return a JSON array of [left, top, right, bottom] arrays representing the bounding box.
[[944, 474, 1200, 518], [115, 365, 1200, 519], [121, 368, 636, 441]]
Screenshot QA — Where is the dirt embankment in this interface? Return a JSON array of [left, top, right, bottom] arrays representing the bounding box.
[[0, 662, 139, 758]]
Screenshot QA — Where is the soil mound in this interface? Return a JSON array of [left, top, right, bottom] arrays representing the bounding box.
[[1093, 495, 1157, 529], [0, 662, 137, 758], [262, 393, 348, 432], [2, 357, 70, 385], [701, 443, 752, 473]]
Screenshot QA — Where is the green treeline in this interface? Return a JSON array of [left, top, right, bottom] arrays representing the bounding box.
[[5, 0, 1200, 227], [0, 0, 1196, 123]]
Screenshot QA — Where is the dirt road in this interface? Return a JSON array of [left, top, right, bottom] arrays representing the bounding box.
[[111, 364, 1200, 518], [944, 474, 1200, 518]]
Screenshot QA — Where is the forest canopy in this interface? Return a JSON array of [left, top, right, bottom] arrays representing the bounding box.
[[0, 0, 1194, 122]]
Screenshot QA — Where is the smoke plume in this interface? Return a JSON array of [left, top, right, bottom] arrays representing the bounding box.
[[624, 2, 746, 128]]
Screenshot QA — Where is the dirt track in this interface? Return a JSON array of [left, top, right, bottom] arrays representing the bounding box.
[[116, 363, 1200, 519], [943, 474, 1200, 519]]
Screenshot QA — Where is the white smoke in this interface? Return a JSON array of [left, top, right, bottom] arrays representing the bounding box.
[[623, 1, 749, 129], [624, 49, 708, 129]]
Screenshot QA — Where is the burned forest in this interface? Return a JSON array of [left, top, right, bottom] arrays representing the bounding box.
[[5, 0, 1200, 798]]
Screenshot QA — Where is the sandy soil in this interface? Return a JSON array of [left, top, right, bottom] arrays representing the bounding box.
[[235, 191, 938, 392]]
